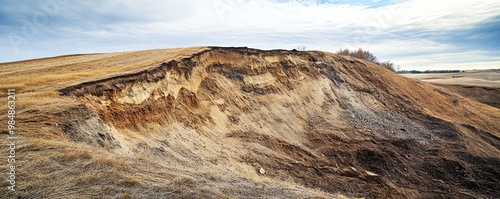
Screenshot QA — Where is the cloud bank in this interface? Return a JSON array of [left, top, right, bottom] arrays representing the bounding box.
[[1, 0, 499, 70]]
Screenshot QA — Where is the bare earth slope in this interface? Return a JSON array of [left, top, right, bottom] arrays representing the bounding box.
[[1, 47, 499, 198]]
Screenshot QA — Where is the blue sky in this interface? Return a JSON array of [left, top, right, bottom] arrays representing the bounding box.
[[1, 0, 499, 70]]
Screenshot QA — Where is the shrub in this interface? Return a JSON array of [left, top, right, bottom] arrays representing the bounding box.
[[336, 48, 396, 72], [379, 60, 396, 72]]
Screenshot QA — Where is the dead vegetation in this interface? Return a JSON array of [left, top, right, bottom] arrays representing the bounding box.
[[0, 47, 498, 198]]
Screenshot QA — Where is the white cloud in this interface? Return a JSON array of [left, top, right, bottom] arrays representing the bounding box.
[[1, 0, 499, 70]]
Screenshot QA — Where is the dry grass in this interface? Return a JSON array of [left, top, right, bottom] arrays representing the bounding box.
[[58, 149, 93, 160], [4, 143, 338, 198], [434, 84, 500, 109], [0, 47, 208, 93]]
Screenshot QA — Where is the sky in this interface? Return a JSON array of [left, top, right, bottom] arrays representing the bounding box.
[[1, 0, 499, 70]]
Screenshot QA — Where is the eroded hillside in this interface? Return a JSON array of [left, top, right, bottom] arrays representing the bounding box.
[[1, 47, 499, 198]]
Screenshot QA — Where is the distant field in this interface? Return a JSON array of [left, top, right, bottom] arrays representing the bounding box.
[[402, 71, 500, 87], [403, 70, 500, 108]]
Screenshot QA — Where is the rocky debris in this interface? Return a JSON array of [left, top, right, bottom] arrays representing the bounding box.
[[55, 104, 120, 149], [365, 171, 378, 176], [259, 167, 266, 175]]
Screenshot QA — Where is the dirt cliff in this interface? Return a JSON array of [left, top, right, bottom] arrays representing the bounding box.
[[1, 47, 499, 198]]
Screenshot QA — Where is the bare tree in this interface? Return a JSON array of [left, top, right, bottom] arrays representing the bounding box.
[[336, 48, 396, 72], [379, 61, 396, 72], [297, 46, 307, 51]]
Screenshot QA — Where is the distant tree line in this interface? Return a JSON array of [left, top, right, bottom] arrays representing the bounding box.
[[336, 48, 396, 72], [398, 70, 461, 74]]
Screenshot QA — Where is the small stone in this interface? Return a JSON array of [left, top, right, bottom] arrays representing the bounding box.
[[259, 167, 266, 175], [366, 171, 378, 176]]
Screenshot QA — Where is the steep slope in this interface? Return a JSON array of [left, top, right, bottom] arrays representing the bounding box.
[[1, 47, 499, 198]]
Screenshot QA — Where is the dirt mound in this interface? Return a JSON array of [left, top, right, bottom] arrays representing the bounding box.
[[1, 47, 499, 198]]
